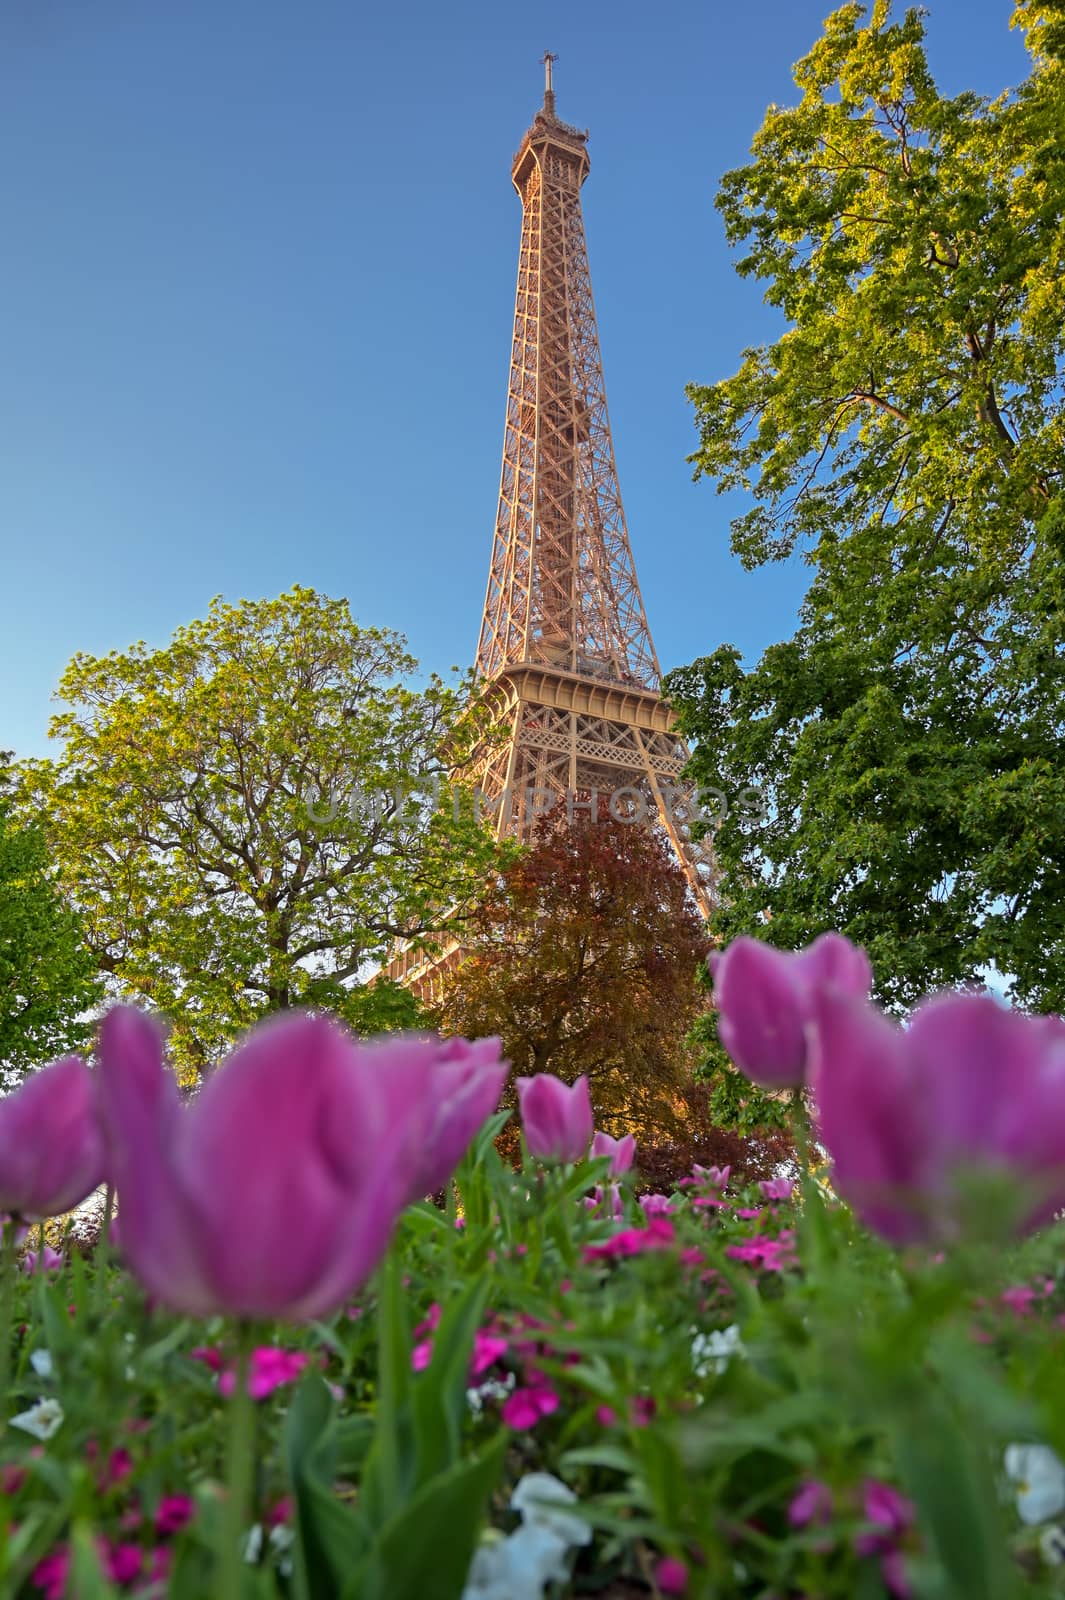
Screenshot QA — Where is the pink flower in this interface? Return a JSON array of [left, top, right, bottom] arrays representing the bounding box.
[[97, 1008, 452, 1319], [855, 1480, 914, 1597], [655, 1557, 689, 1594], [639, 1193, 675, 1217], [860, 1480, 914, 1543], [103, 1542, 143, 1584], [1001, 1285, 1037, 1317], [413, 1303, 442, 1340], [190, 1345, 224, 1372], [788, 1478, 833, 1528], [219, 1346, 309, 1399], [596, 1404, 617, 1427], [155, 1495, 196, 1536], [517, 1074, 593, 1163], [711, 932, 871, 1088], [735, 1207, 762, 1220], [631, 1395, 656, 1426], [590, 1183, 624, 1219], [21, 1246, 63, 1275], [693, 1163, 730, 1188], [725, 1232, 796, 1272], [812, 989, 1065, 1244], [411, 1340, 433, 1372], [31, 1548, 70, 1600], [470, 1330, 508, 1378], [0, 1056, 105, 1220], [584, 1218, 676, 1261], [501, 1385, 559, 1429], [356, 1034, 508, 1203], [760, 1178, 795, 1202], [592, 1130, 636, 1176]]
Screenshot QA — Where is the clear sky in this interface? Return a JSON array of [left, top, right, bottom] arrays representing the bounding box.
[[0, 0, 1029, 759]]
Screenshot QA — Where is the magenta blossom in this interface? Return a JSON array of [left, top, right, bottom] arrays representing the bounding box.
[[517, 1074, 593, 1163], [789, 1478, 834, 1528], [693, 1163, 730, 1189], [97, 1007, 458, 1319], [639, 1193, 675, 1217], [655, 1557, 689, 1595], [218, 1346, 309, 1400], [21, 1245, 63, 1276], [711, 933, 871, 1088], [357, 1033, 507, 1203], [584, 1218, 676, 1261], [501, 1385, 559, 1429], [0, 1056, 105, 1221], [760, 1177, 796, 1202], [592, 1130, 636, 1176], [812, 988, 1065, 1244]]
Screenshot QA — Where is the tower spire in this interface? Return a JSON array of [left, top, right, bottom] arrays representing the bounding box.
[[541, 50, 558, 116]]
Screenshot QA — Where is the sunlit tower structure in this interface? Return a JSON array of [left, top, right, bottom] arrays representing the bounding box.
[[471, 56, 713, 909], [390, 59, 713, 993]]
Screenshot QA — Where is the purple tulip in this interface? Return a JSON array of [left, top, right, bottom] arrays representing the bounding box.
[[0, 1057, 105, 1220], [97, 1007, 470, 1319], [517, 1074, 593, 1163], [592, 1130, 636, 1176], [711, 933, 871, 1088], [356, 1032, 508, 1202], [812, 988, 1065, 1244]]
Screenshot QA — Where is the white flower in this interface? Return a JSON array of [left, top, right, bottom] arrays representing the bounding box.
[[510, 1472, 592, 1548], [462, 1524, 571, 1600], [1005, 1444, 1065, 1525], [29, 1349, 53, 1379], [243, 1525, 264, 1563], [10, 1398, 64, 1440], [1040, 1524, 1065, 1567], [466, 1372, 516, 1416], [691, 1323, 745, 1378], [462, 1473, 591, 1600]]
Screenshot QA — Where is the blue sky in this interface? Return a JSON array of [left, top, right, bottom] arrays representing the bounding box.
[[0, 0, 1029, 759]]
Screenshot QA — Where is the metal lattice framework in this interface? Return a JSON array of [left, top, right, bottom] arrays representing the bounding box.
[[471, 61, 714, 916]]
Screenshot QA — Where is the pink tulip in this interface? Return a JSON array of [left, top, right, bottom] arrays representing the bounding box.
[[97, 1007, 461, 1319], [21, 1245, 63, 1275], [592, 1130, 636, 1176], [357, 1033, 507, 1202], [0, 1056, 105, 1220], [812, 988, 1065, 1244], [711, 933, 871, 1087], [517, 1074, 593, 1162]]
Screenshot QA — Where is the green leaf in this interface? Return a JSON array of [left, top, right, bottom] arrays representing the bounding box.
[[344, 1433, 506, 1600]]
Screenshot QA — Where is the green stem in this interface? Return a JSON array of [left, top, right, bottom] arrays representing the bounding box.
[[94, 1186, 114, 1320], [0, 1218, 19, 1430], [790, 1086, 811, 1179], [218, 1323, 256, 1600]]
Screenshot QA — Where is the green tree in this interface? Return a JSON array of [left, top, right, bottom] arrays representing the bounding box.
[[0, 757, 101, 1081], [667, 0, 1065, 1010], [432, 804, 710, 1140], [25, 589, 501, 1072]]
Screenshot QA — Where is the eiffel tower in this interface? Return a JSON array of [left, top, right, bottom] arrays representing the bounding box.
[[389, 60, 713, 994], [471, 57, 713, 908]]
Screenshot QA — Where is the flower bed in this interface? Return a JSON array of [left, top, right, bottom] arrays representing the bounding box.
[[1, 938, 1064, 1597]]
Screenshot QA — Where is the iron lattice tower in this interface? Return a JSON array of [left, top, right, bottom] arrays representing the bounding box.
[[472, 58, 714, 914]]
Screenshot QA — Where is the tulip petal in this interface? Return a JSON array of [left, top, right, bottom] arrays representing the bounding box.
[[810, 992, 930, 1243], [97, 1009, 217, 1315]]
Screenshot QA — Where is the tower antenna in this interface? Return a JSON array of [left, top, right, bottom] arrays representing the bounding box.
[[541, 50, 558, 115]]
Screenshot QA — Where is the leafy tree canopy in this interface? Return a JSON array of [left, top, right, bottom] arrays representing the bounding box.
[[25, 589, 501, 1071], [431, 804, 711, 1139], [667, 0, 1065, 1010], [0, 757, 102, 1081]]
